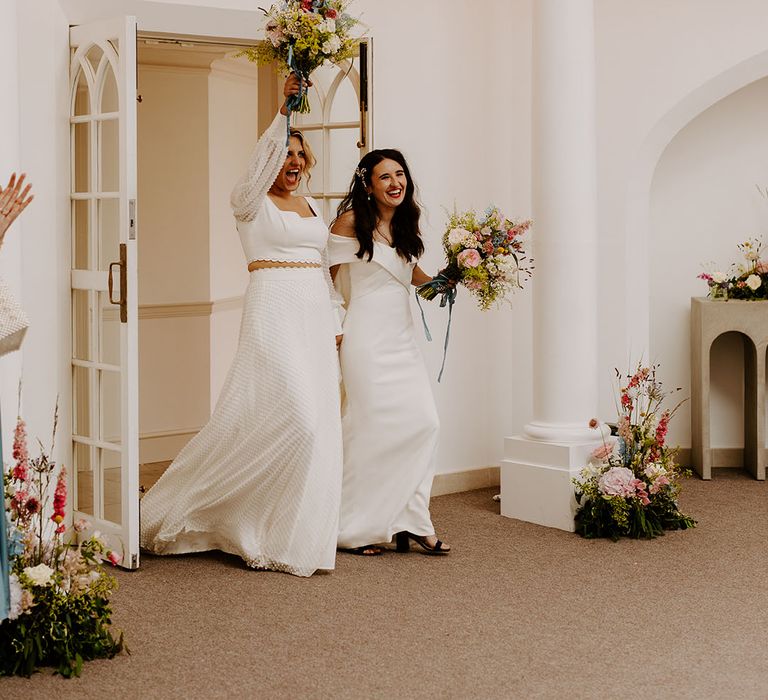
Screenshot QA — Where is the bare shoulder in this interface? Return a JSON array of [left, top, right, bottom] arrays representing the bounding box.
[[331, 210, 357, 237]]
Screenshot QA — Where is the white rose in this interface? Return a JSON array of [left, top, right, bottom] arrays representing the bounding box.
[[24, 563, 54, 587], [643, 463, 667, 480], [448, 228, 469, 247], [711, 271, 726, 284], [746, 274, 762, 291], [321, 35, 342, 55]]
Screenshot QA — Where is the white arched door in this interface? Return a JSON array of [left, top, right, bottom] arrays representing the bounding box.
[[69, 17, 139, 569]]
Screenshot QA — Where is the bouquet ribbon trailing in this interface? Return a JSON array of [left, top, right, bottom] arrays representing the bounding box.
[[415, 270, 457, 382], [284, 45, 309, 144]]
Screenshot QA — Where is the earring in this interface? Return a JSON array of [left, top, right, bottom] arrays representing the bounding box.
[[367, 193, 372, 202]]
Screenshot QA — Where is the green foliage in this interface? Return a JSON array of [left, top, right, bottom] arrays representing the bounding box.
[[0, 573, 124, 678]]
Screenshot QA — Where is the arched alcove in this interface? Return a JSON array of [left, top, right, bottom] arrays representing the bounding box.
[[708, 331, 747, 459], [625, 48, 768, 362], [649, 76, 768, 449]]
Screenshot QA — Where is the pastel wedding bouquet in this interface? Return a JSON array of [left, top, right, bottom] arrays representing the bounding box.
[[240, 0, 361, 114], [1, 405, 124, 677], [572, 365, 696, 541], [415, 206, 532, 381], [417, 206, 533, 310]]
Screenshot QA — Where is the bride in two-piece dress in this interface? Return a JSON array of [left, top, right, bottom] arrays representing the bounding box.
[[140, 76, 344, 577], [328, 149, 451, 556]]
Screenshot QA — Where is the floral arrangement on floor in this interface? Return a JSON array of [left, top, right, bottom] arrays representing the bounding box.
[[572, 365, 696, 540], [1, 408, 124, 678], [414, 206, 532, 381], [697, 238, 768, 300], [240, 0, 361, 114]]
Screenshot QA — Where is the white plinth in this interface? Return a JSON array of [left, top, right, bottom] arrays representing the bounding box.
[[500, 436, 599, 531]]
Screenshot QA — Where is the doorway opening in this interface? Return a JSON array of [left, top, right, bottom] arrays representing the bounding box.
[[134, 33, 371, 494]]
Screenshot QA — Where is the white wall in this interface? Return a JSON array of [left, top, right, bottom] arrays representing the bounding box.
[[13, 0, 768, 482], [356, 0, 534, 473], [11, 0, 70, 467], [595, 0, 768, 425], [650, 77, 768, 448], [207, 57, 257, 407], [0, 0, 23, 451], [137, 60, 211, 453]]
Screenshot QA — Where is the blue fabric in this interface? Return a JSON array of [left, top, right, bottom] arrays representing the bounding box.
[[0, 410, 10, 621]]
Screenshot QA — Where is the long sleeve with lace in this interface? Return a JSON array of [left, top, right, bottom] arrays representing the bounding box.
[[230, 111, 287, 223]]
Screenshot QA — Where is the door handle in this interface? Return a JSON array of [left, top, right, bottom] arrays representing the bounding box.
[[107, 243, 127, 323]]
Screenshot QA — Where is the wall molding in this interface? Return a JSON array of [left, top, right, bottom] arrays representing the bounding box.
[[139, 427, 200, 464], [137, 295, 243, 320]]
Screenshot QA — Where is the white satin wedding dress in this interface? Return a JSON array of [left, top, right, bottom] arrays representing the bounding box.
[[329, 235, 440, 549]]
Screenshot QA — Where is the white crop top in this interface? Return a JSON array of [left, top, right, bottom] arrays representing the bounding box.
[[229, 109, 345, 334], [237, 195, 326, 265]]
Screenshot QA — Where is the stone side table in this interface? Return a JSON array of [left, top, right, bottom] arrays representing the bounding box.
[[690, 297, 767, 480]]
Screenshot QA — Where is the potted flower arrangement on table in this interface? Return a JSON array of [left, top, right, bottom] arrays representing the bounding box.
[[698, 238, 768, 300], [1, 408, 125, 678], [573, 365, 696, 540]]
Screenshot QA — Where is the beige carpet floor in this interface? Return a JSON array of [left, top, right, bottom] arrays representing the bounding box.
[[2, 470, 768, 699]]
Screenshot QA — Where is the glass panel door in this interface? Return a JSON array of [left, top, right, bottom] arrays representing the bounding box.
[[69, 17, 139, 569]]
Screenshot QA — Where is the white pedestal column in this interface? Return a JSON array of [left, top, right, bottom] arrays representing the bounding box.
[[501, 0, 601, 531]]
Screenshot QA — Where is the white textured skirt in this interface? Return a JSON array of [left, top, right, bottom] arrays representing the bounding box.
[[140, 268, 342, 577]]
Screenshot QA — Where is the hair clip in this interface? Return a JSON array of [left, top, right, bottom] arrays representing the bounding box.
[[355, 166, 367, 182]]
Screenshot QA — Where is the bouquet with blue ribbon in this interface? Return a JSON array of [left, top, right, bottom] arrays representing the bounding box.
[[416, 206, 533, 381], [239, 1, 361, 134]]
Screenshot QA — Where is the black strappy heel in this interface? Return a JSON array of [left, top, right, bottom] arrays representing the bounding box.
[[395, 531, 450, 555]]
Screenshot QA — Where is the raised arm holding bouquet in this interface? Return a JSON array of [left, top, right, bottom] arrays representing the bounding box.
[[241, 0, 361, 125]]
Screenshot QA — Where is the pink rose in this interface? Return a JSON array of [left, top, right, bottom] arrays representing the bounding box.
[[591, 443, 612, 460], [457, 249, 481, 269], [74, 518, 91, 533]]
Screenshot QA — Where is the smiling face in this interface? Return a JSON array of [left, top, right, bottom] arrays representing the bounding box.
[[271, 136, 307, 195], [367, 158, 408, 210]]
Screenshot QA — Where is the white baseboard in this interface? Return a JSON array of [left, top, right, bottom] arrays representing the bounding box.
[[139, 428, 199, 464], [431, 466, 500, 497], [675, 447, 766, 469]]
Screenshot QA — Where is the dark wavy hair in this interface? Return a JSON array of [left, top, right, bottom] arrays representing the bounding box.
[[336, 149, 424, 262]]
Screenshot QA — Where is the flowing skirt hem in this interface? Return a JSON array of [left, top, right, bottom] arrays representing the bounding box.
[[143, 528, 332, 578]]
